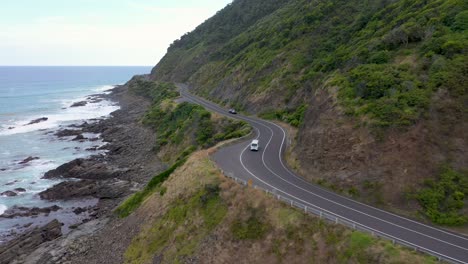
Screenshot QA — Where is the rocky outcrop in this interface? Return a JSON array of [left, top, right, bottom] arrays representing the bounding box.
[[70, 101, 87, 107], [1, 191, 17, 197], [39, 179, 134, 201], [54, 129, 82, 137], [0, 219, 62, 264], [25, 117, 48, 125], [4, 180, 19, 186], [1, 187, 26, 197], [18, 156, 39, 165], [42, 158, 124, 180], [72, 134, 86, 141], [0, 205, 61, 218]]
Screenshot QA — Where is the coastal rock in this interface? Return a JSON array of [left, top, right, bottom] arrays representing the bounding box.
[[4, 180, 19, 186], [72, 134, 86, 141], [55, 129, 82, 137], [1, 191, 17, 197], [14, 188, 26, 192], [0, 205, 61, 218], [39, 179, 133, 201], [42, 158, 122, 180], [70, 101, 87, 107], [18, 156, 39, 164], [0, 219, 62, 263], [69, 121, 89, 128], [42, 158, 85, 179], [25, 117, 48, 125], [73, 207, 87, 215], [8, 127, 14, 130]]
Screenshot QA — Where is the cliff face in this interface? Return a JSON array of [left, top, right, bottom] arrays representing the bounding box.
[[151, 0, 468, 225]]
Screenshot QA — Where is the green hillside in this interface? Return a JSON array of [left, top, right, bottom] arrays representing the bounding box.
[[152, 0, 466, 127]]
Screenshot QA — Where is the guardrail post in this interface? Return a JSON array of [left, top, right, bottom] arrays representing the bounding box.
[[277, 195, 280, 200], [319, 212, 322, 218], [335, 217, 338, 224], [353, 224, 355, 230], [304, 206, 307, 213], [290, 200, 293, 207]]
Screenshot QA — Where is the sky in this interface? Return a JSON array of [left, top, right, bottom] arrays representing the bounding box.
[[0, 0, 232, 66]]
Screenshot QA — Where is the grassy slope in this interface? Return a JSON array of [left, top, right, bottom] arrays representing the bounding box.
[[150, 0, 468, 226], [123, 149, 435, 264]]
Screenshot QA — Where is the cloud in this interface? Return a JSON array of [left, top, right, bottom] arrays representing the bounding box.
[[0, 3, 227, 65]]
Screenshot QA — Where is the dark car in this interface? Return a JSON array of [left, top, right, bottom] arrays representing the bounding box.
[[228, 109, 237, 114]]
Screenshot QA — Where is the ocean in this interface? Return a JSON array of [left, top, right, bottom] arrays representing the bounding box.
[[0, 66, 151, 234]]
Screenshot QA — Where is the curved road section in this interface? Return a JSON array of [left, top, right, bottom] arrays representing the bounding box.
[[180, 85, 468, 263]]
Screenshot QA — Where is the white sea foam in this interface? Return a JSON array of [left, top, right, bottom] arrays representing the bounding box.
[[0, 97, 119, 136], [0, 204, 7, 215], [93, 85, 115, 93]]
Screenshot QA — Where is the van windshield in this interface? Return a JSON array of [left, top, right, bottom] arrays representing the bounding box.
[[252, 143, 257, 147]]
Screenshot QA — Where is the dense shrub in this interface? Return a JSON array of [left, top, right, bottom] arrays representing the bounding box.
[[336, 64, 430, 127], [259, 104, 307, 127], [452, 10, 468, 31], [416, 166, 468, 226], [368, 50, 390, 64], [128, 78, 178, 104], [231, 209, 270, 240]]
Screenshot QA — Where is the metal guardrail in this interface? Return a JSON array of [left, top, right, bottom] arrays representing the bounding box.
[[221, 171, 464, 264]]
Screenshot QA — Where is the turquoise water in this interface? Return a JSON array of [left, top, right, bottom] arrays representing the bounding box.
[[0, 66, 151, 215]]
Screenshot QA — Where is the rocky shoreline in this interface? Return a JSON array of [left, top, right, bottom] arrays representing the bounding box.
[[0, 83, 164, 263]]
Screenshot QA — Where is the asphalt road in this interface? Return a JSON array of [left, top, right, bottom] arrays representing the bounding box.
[[179, 85, 468, 263]]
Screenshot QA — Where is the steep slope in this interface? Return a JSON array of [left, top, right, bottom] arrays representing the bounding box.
[[150, 0, 468, 226], [151, 0, 290, 83]]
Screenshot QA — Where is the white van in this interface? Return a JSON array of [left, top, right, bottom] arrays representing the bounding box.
[[250, 139, 259, 151]]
